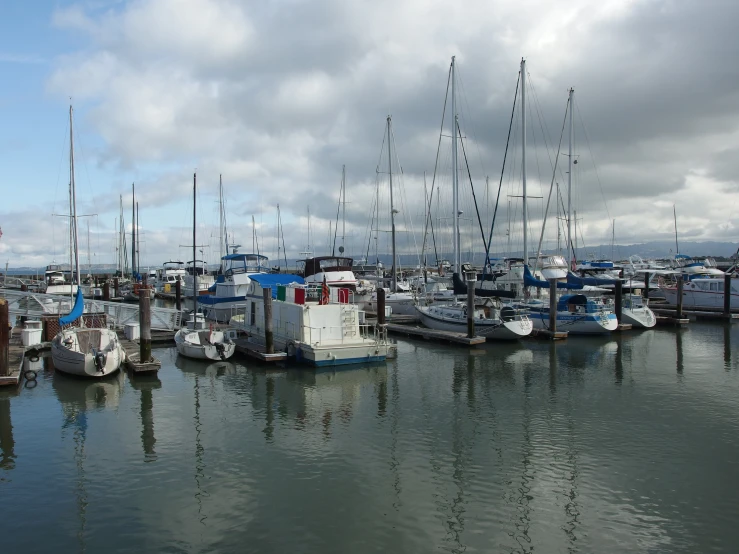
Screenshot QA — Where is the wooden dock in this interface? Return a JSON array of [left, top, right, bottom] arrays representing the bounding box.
[[0, 335, 25, 387], [364, 312, 420, 324], [233, 338, 287, 362], [528, 328, 568, 341], [116, 331, 162, 373], [385, 323, 486, 345], [654, 314, 690, 327], [652, 307, 736, 322]]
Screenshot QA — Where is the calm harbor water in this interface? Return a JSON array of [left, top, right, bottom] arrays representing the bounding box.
[[2, 323, 739, 553]]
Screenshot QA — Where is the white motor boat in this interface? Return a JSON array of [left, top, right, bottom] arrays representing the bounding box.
[[174, 313, 235, 361], [198, 253, 270, 322], [661, 277, 739, 310]]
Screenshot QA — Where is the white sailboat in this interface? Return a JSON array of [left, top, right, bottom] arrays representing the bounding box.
[[51, 105, 124, 377], [415, 57, 532, 340], [517, 74, 616, 334], [363, 116, 417, 316], [175, 173, 236, 361]]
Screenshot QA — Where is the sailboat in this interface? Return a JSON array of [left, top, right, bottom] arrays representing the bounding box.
[[175, 173, 236, 361], [415, 57, 533, 340], [516, 72, 617, 334], [363, 116, 418, 317], [51, 105, 124, 377]]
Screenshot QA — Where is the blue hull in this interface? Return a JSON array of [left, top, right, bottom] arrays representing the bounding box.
[[309, 355, 387, 367]]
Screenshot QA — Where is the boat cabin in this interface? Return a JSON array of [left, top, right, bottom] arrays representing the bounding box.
[[222, 253, 269, 277]]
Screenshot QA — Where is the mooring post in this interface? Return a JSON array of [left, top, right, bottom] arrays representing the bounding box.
[[548, 279, 558, 333], [139, 291, 152, 363], [643, 272, 650, 301], [114, 277, 120, 298], [377, 287, 386, 325], [676, 276, 684, 319], [724, 273, 732, 316], [614, 278, 623, 323], [175, 278, 182, 311], [263, 287, 274, 354], [465, 269, 476, 338], [103, 280, 110, 301], [0, 299, 8, 376]]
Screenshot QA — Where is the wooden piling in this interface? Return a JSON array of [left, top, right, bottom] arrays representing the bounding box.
[[263, 287, 274, 354], [614, 278, 623, 323], [548, 279, 558, 333], [114, 277, 120, 298], [676, 276, 684, 319], [103, 280, 110, 301], [724, 273, 732, 315], [643, 272, 650, 301], [377, 288, 386, 325], [175, 278, 182, 311], [466, 273, 475, 339], [0, 299, 8, 377], [139, 291, 152, 363]]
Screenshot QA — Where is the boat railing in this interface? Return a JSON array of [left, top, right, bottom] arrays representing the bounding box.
[[0, 288, 185, 331]]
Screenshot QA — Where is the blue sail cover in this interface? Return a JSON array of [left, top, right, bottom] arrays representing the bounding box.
[[566, 272, 618, 287], [250, 273, 305, 299], [59, 288, 85, 325], [524, 265, 583, 289]]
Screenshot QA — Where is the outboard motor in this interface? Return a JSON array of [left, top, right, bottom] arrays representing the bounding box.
[[93, 349, 107, 372], [215, 342, 226, 361]]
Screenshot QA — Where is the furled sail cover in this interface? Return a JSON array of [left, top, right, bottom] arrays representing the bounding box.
[[523, 265, 583, 289], [59, 288, 85, 325]]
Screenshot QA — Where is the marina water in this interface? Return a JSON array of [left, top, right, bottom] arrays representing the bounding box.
[[2, 323, 738, 553]]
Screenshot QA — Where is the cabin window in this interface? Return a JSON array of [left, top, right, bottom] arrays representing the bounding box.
[[250, 301, 256, 326], [710, 283, 718, 292]]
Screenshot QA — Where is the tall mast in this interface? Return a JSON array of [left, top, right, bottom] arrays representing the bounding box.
[[451, 56, 460, 273], [611, 219, 615, 261], [69, 105, 81, 287], [521, 58, 528, 267], [86, 220, 91, 277], [388, 115, 397, 292], [341, 165, 346, 254], [136, 202, 140, 274], [219, 175, 225, 263], [567, 88, 574, 270], [131, 183, 136, 277], [193, 173, 197, 312], [673, 205, 679, 256]]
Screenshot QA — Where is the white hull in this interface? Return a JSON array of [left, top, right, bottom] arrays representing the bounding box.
[[415, 305, 532, 340], [51, 328, 124, 377], [528, 310, 617, 334], [621, 306, 656, 328], [662, 287, 739, 310], [174, 328, 235, 360], [366, 293, 417, 316]]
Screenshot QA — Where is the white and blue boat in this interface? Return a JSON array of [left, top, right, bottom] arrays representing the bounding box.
[[198, 253, 270, 322], [524, 293, 618, 334]]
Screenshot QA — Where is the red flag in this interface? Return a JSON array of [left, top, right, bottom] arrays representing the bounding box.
[[320, 275, 330, 305]]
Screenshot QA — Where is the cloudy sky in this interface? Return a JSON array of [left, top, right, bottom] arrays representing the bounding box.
[[1, 0, 738, 268]]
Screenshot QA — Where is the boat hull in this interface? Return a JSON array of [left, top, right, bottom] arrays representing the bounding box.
[[415, 306, 533, 340], [620, 307, 656, 328], [51, 328, 124, 377], [174, 328, 236, 360], [528, 310, 618, 334]]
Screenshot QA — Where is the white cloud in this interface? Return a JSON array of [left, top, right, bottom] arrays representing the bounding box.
[[10, 0, 738, 266]]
